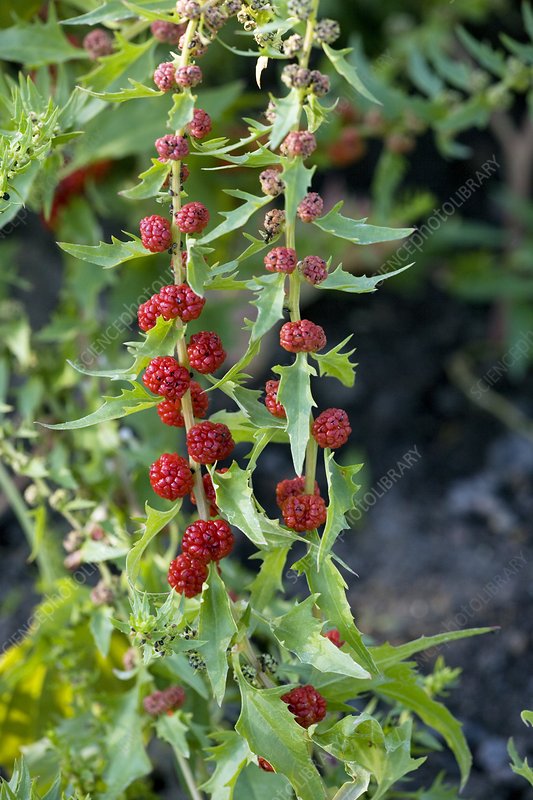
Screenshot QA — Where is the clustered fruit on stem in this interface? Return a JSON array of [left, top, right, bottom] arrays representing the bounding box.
[[132, 0, 349, 742]]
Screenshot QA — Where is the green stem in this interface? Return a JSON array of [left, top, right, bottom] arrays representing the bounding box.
[[175, 751, 205, 800], [304, 434, 318, 494]]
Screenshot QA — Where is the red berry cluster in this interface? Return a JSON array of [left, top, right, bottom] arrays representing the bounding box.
[[143, 684, 186, 716], [168, 518, 234, 597], [281, 685, 327, 728]]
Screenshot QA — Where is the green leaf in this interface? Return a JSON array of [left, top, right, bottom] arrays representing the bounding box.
[[123, 1, 179, 23], [101, 687, 152, 800], [61, 1, 158, 24], [235, 673, 327, 800], [220, 383, 286, 433], [311, 336, 357, 387], [318, 263, 412, 293], [58, 233, 154, 268], [319, 455, 362, 564], [372, 627, 495, 670], [282, 158, 315, 223], [212, 463, 292, 548], [522, 710, 533, 727], [83, 80, 163, 103], [247, 273, 287, 343], [201, 732, 251, 800], [375, 664, 471, 788], [457, 27, 506, 77], [38, 384, 159, 430], [273, 595, 370, 679], [155, 713, 190, 760], [186, 240, 212, 297], [81, 35, 154, 93], [126, 501, 182, 586], [233, 764, 290, 799], [167, 91, 196, 131], [407, 49, 444, 97], [90, 606, 114, 657], [331, 773, 371, 800], [313, 203, 414, 245], [323, 44, 381, 104], [509, 739, 533, 786], [300, 554, 378, 676], [198, 191, 272, 246], [274, 354, 316, 476], [198, 564, 238, 704], [525, 2, 533, 40], [0, 14, 86, 66], [120, 158, 170, 200], [269, 89, 301, 150], [248, 547, 290, 612]]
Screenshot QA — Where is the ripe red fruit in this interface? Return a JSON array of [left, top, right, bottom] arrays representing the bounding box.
[[181, 519, 234, 562], [265, 379, 286, 419], [186, 421, 234, 464], [168, 553, 207, 597], [175, 201, 210, 234], [153, 61, 177, 91], [279, 319, 326, 353], [142, 685, 186, 717], [282, 494, 327, 532], [280, 130, 317, 158], [300, 255, 328, 285], [155, 134, 189, 161], [138, 295, 162, 331], [157, 381, 209, 427], [187, 331, 226, 374], [186, 108, 212, 139], [191, 468, 229, 515], [258, 758, 275, 772], [312, 408, 351, 449], [150, 20, 186, 43], [324, 629, 345, 648], [281, 685, 327, 728], [275, 476, 320, 509], [150, 453, 194, 500], [175, 64, 203, 88], [264, 247, 297, 274], [297, 192, 324, 223], [140, 214, 172, 252], [158, 283, 206, 322], [143, 356, 190, 400]]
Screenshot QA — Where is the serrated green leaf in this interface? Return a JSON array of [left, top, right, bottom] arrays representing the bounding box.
[[126, 501, 182, 586], [273, 595, 370, 679], [201, 732, 251, 800], [155, 712, 190, 759], [186, 240, 212, 297], [101, 687, 151, 800], [269, 89, 302, 150], [331, 772, 371, 800], [38, 384, 159, 430], [323, 44, 381, 104], [61, 1, 155, 24], [123, 1, 179, 23], [212, 463, 292, 548], [375, 664, 471, 788], [407, 49, 444, 97], [233, 764, 290, 799], [248, 547, 290, 612], [371, 627, 495, 670], [0, 14, 86, 66], [81, 35, 154, 93], [319, 455, 362, 564], [318, 263, 412, 293], [235, 674, 327, 800], [274, 354, 316, 476], [83, 80, 163, 103], [282, 158, 315, 223], [311, 336, 357, 387], [198, 191, 272, 246], [167, 91, 196, 131], [198, 564, 237, 704], [120, 158, 170, 200], [300, 554, 377, 676], [509, 738, 533, 786], [248, 273, 286, 343], [58, 234, 154, 268], [313, 202, 414, 245], [457, 27, 506, 77]]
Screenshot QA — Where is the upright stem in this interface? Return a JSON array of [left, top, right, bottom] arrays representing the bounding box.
[[168, 19, 209, 521], [175, 750, 205, 800]]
